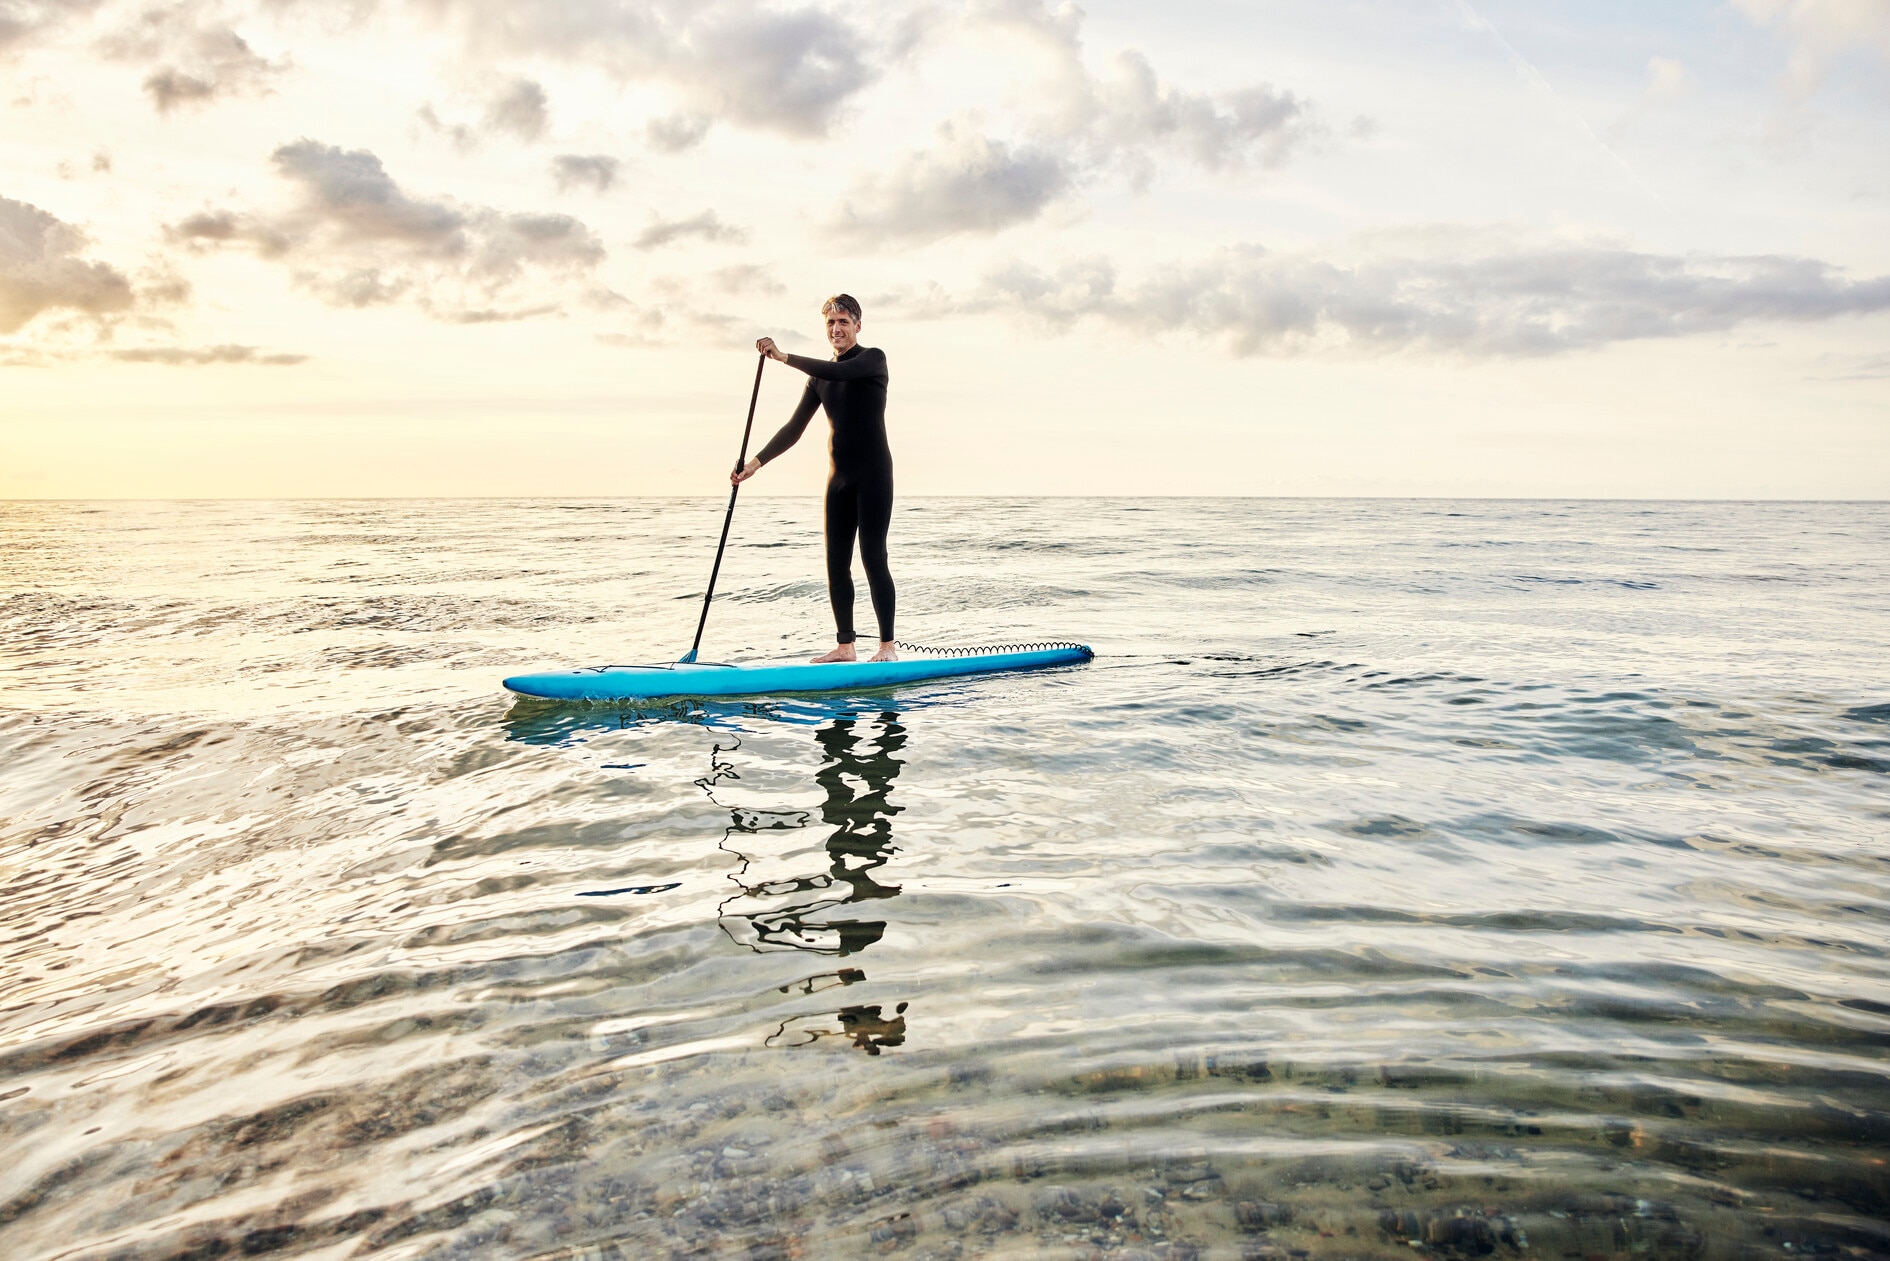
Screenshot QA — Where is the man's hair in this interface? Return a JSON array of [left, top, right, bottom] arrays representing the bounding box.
[[821, 293, 862, 322]]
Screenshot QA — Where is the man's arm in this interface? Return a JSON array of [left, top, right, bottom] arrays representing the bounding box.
[[754, 383, 821, 466], [781, 347, 887, 383]]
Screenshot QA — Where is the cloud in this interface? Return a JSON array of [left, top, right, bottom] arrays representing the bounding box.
[[706, 263, 784, 294], [552, 153, 620, 193], [837, 1, 1313, 243], [906, 233, 1890, 357], [485, 77, 549, 141], [975, 0, 1311, 175], [1060, 49, 1310, 179], [416, 79, 551, 149], [164, 139, 606, 318], [436, 0, 873, 137], [432, 303, 560, 324], [416, 103, 475, 150], [633, 210, 746, 250], [99, 7, 283, 113], [271, 139, 467, 249], [165, 207, 293, 256], [0, 195, 135, 333], [645, 112, 710, 152], [836, 128, 1071, 244], [0, 0, 102, 53], [1814, 350, 1890, 381], [1644, 55, 1691, 101], [110, 342, 305, 364], [1733, 0, 1890, 91]]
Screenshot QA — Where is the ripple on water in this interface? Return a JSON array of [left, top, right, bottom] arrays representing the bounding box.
[[1, 498, 1888, 1260]]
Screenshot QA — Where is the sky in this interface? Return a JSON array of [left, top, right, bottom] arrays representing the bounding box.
[[1, 0, 1887, 498]]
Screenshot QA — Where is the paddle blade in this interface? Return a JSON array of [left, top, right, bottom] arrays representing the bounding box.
[[677, 649, 697, 664]]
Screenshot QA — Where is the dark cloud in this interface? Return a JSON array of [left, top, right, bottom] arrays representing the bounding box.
[[110, 342, 306, 364], [633, 210, 746, 250], [0, 195, 135, 333], [164, 140, 605, 318], [914, 237, 1890, 357], [432, 303, 560, 324], [438, 0, 871, 137], [294, 266, 406, 307], [645, 112, 710, 153], [271, 139, 467, 250], [165, 207, 293, 256], [485, 77, 548, 141], [552, 153, 620, 193], [0, 0, 101, 52], [835, 129, 1071, 243], [101, 8, 283, 113], [416, 103, 476, 150], [55, 149, 114, 180]]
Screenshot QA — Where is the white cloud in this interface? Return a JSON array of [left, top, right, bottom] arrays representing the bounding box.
[[1733, 0, 1890, 91], [904, 233, 1890, 357], [1645, 56, 1690, 101]]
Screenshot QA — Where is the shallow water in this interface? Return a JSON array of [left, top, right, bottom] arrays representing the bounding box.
[[2, 497, 1888, 1261]]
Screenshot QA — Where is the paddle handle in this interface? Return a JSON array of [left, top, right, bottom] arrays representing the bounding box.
[[684, 352, 767, 663]]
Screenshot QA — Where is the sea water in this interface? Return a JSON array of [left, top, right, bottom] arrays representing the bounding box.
[[1, 497, 1887, 1261]]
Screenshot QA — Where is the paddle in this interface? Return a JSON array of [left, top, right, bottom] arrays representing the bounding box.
[[681, 351, 768, 664]]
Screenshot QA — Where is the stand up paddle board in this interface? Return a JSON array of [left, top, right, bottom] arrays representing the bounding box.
[[503, 643, 1093, 702]]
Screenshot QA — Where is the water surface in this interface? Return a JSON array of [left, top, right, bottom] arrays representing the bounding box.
[[2, 498, 1887, 1261]]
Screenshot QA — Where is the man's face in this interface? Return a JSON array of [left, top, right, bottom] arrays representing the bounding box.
[[826, 310, 860, 353]]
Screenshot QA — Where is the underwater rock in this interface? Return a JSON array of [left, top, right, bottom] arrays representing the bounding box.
[[1235, 1201, 1291, 1232]]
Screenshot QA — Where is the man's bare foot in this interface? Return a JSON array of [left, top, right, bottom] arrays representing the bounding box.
[[811, 644, 856, 663], [867, 641, 898, 662]]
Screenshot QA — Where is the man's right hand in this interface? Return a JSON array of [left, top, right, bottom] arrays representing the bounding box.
[[731, 456, 761, 486], [755, 337, 785, 362]]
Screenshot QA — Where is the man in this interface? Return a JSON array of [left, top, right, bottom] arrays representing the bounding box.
[[734, 293, 897, 663]]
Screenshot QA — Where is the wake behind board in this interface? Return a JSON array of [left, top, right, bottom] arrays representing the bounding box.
[[503, 644, 1093, 703]]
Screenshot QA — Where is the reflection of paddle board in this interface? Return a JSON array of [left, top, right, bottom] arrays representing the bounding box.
[[503, 644, 1093, 702]]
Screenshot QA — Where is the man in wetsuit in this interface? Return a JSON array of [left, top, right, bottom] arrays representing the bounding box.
[[733, 293, 897, 663]]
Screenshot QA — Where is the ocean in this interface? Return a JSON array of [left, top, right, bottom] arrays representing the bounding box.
[[2, 497, 1887, 1261]]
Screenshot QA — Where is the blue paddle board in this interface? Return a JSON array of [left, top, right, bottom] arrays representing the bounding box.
[[503, 644, 1093, 702]]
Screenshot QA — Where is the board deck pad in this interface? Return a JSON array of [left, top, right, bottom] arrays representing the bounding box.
[[503, 645, 1093, 702]]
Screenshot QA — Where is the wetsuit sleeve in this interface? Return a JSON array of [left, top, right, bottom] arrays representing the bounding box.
[[754, 382, 821, 465], [781, 348, 888, 383]]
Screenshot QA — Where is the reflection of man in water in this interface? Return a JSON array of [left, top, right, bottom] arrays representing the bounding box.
[[720, 711, 906, 956]]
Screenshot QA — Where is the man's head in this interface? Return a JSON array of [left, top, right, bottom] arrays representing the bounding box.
[[822, 293, 862, 353]]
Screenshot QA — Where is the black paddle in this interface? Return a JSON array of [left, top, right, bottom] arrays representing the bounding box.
[[681, 351, 767, 664]]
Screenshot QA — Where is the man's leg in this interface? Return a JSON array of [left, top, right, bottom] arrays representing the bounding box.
[[858, 470, 896, 661], [812, 477, 860, 662]]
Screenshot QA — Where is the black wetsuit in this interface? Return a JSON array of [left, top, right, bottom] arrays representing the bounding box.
[[755, 344, 895, 645]]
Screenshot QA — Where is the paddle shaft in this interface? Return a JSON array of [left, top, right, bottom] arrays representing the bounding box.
[[685, 352, 767, 662]]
